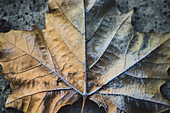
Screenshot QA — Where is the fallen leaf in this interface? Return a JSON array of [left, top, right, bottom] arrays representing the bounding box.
[[0, 0, 169, 113]]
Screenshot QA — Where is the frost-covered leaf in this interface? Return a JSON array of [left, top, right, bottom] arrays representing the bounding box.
[[0, 0, 170, 113], [90, 40, 170, 112], [87, 0, 170, 113]]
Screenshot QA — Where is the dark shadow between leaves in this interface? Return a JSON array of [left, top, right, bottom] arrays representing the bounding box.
[[162, 109, 170, 113], [160, 82, 170, 101], [5, 107, 24, 113], [167, 67, 170, 76], [57, 97, 106, 113]]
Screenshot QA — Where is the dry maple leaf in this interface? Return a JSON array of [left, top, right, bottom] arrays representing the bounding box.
[[0, 0, 170, 113]]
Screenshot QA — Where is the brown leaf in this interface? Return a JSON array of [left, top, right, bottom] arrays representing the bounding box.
[[0, 0, 170, 113], [6, 90, 79, 113], [0, 0, 85, 112]]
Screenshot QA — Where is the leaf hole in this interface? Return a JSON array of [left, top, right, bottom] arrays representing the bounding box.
[[57, 78, 62, 85]]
